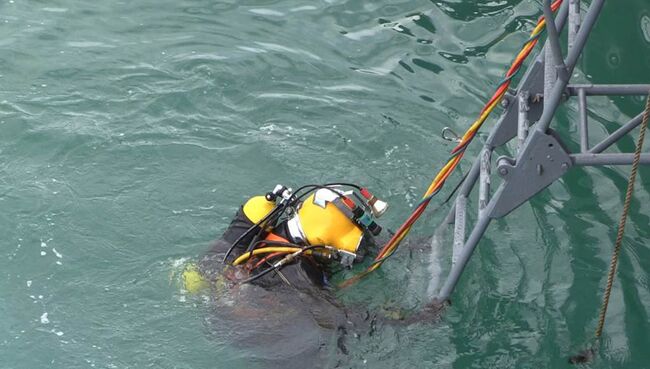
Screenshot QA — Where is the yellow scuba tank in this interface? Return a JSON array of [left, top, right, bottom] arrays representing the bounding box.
[[242, 195, 276, 223], [281, 188, 374, 265], [295, 192, 363, 254]]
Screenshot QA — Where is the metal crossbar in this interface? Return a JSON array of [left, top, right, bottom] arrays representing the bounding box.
[[436, 0, 650, 301]]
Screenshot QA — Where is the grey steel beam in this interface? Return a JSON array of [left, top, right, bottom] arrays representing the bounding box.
[[571, 153, 650, 166], [452, 195, 466, 266], [478, 148, 492, 212], [566, 84, 650, 96], [537, 0, 605, 133], [563, 0, 605, 70], [444, 151, 483, 224], [544, 48, 558, 111], [579, 88, 589, 152], [542, 0, 568, 81], [588, 112, 645, 154], [438, 208, 493, 301], [486, 0, 569, 148], [518, 91, 530, 152], [568, 0, 580, 51]]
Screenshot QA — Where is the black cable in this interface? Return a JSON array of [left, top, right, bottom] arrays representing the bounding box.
[[238, 245, 329, 285], [223, 182, 364, 264], [442, 169, 469, 205], [237, 263, 278, 284], [292, 182, 362, 202], [323, 182, 362, 190], [221, 203, 284, 263], [243, 202, 290, 253], [226, 185, 330, 263], [243, 240, 305, 261], [249, 240, 304, 248]]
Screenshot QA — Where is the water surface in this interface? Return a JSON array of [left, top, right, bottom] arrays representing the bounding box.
[[1, 1, 650, 368]]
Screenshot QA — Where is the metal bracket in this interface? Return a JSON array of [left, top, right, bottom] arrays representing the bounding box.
[[490, 130, 572, 218], [486, 3, 569, 148], [486, 59, 546, 147], [436, 0, 650, 302]]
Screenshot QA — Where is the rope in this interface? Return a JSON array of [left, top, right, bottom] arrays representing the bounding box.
[[570, 91, 650, 365], [595, 91, 650, 339]]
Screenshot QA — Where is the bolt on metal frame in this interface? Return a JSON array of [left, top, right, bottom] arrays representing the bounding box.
[[437, 0, 650, 301]]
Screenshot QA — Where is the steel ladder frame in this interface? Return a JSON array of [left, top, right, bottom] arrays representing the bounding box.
[[436, 0, 650, 301]]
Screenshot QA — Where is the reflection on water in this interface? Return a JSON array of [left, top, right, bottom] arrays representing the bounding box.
[[1, 0, 649, 368], [583, 0, 650, 116]]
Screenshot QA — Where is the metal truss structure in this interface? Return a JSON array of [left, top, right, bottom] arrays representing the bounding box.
[[436, 0, 650, 301]]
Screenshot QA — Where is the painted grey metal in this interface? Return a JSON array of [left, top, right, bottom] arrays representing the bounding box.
[[564, 0, 605, 70], [444, 151, 483, 225], [435, 0, 650, 302], [437, 209, 492, 301], [518, 91, 530, 152], [544, 46, 558, 111], [452, 195, 466, 266], [488, 57, 545, 147], [486, 1, 569, 148], [490, 130, 572, 218], [566, 84, 650, 96], [578, 88, 589, 152], [572, 153, 650, 166], [537, 0, 606, 133], [588, 112, 645, 153], [568, 0, 580, 51], [478, 148, 492, 213], [542, 0, 568, 81]]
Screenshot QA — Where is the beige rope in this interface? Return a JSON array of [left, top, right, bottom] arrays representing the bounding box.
[[595, 91, 650, 339]]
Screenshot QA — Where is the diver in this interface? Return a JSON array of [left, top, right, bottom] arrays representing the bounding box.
[[192, 183, 387, 289], [184, 183, 443, 368]]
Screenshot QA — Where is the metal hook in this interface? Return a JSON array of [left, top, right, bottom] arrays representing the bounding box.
[[442, 127, 461, 143]]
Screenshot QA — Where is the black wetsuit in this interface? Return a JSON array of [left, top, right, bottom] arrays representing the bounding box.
[[196, 208, 442, 368], [197, 219, 371, 369]]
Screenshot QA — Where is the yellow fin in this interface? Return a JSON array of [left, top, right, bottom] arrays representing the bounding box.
[[182, 264, 209, 293]]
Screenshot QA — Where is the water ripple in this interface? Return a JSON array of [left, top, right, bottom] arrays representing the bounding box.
[[1, 1, 649, 368]]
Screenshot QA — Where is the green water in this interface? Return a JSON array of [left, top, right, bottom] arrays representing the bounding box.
[[2, 0, 649, 368]]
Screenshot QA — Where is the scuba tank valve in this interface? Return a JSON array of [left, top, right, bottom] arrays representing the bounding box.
[[360, 188, 389, 218], [265, 184, 293, 203]]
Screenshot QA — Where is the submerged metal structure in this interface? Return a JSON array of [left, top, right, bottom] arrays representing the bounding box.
[[437, 0, 650, 301]]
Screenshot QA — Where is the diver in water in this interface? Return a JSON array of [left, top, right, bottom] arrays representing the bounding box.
[[202, 183, 385, 282], [185, 183, 442, 368]]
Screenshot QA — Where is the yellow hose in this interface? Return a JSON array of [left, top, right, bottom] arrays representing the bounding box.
[[231, 247, 303, 266]]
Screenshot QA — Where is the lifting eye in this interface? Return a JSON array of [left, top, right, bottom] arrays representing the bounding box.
[[442, 127, 461, 143]]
